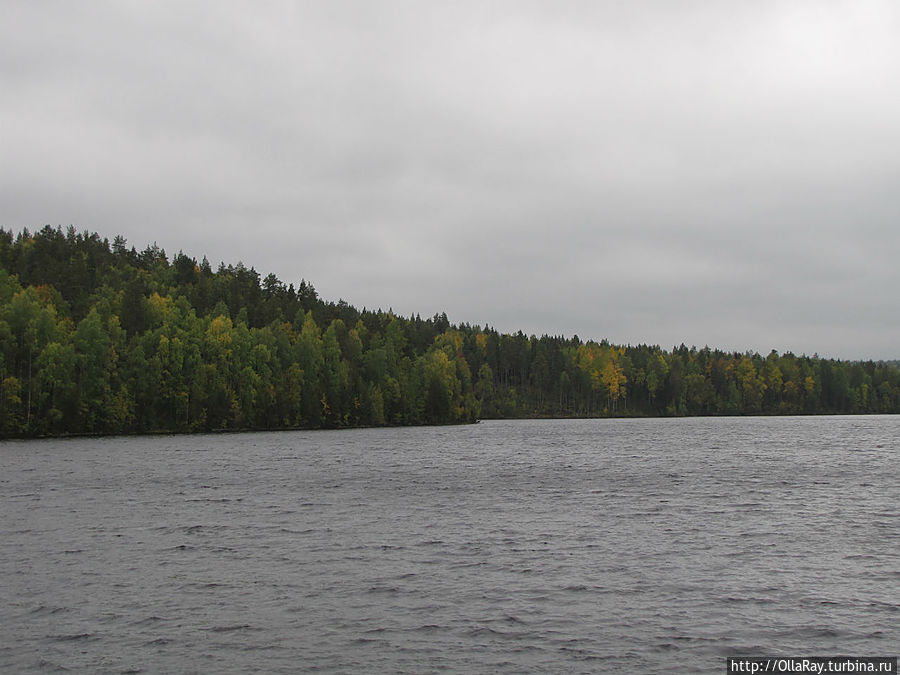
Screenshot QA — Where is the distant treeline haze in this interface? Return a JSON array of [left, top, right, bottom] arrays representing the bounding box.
[[1, 226, 898, 437]]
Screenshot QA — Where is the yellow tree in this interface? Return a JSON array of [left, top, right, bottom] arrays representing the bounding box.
[[601, 348, 627, 413], [735, 355, 766, 413]]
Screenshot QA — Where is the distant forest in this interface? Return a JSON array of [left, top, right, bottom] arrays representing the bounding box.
[[1, 225, 898, 437]]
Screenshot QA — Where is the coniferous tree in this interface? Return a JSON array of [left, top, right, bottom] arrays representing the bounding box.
[[0, 225, 897, 437]]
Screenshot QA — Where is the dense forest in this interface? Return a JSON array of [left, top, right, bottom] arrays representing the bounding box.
[[0, 226, 898, 437]]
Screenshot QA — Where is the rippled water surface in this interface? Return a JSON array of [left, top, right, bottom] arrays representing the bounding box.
[[2, 417, 898, 673]]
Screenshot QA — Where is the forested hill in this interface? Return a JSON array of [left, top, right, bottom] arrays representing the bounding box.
[[1, 226, 898, 437]]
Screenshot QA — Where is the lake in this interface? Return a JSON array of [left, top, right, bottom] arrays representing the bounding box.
[[1, 417, 897, 673]]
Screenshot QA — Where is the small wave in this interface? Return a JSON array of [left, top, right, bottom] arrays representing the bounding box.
[[50, 633, 97, 642], [448, 560, 487, 568], [30, 605, 69, 616], [366, 585, 400, 594], [352, 637, 387, 644], [776, 626, 844, 640], [562, 584, 590, 592], [35, 659, 71, 672], [131, 616, 169, 626], [557, 644, 606, 660], [465, 626, 505, 638], [671, 635, 718, 643], [465, 626, 526, 640], [186, 582, 231, 589], [240, 644, 286, 652], [206, 624, 254, 633], [724, 596, 775, 605], [867, 601, 899, 612], [142, 637, 172, 646]]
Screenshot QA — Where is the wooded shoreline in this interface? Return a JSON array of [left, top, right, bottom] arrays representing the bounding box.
[[1, 225, 898, 438]]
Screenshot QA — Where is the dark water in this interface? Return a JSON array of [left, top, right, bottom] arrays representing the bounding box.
[[1, 417, 897, 674]]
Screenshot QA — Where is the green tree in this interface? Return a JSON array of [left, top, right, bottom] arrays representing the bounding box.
[[296, 313, 324, 427]]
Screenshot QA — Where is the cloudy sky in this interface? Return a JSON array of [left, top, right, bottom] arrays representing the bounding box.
[[2, 1, 898, 359]]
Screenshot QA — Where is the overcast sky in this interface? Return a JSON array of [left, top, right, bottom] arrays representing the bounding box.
[[2, 1, 898, 359]]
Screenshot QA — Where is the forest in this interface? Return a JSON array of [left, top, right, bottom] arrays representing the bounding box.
[[1, 225, 898, 437]]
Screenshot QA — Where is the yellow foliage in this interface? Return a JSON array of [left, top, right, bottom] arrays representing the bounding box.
[[601, 357, 627, 400], [435, 330, 464, 355], [2, 376, 22, 405], [475, 332, 488, 354], [146, 292, 173, 324], [206, 316, 234, 358]]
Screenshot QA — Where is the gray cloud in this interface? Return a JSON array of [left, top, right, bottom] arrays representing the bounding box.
[[2, 0, 898, 359]]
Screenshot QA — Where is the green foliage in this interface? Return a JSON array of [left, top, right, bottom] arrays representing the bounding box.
[[1, 225, 898, 437]]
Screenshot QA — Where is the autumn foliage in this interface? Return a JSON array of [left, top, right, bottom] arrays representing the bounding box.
[[0, 226, 898, 437]]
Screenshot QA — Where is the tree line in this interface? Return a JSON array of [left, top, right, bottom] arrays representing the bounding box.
[[1, 226, 898, 437]]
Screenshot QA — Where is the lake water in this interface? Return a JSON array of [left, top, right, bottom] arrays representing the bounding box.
[[1, 417, 897, 673]]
